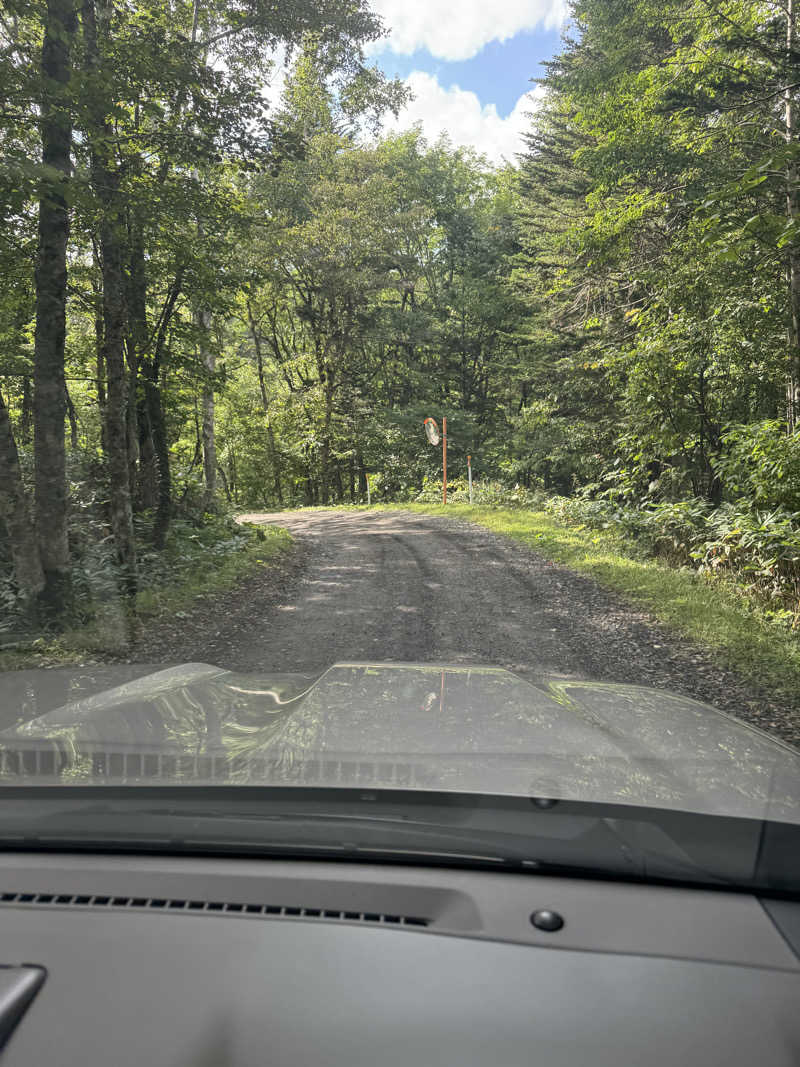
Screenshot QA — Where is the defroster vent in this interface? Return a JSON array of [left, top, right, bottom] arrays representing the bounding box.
[[0, 891, 429, 927]]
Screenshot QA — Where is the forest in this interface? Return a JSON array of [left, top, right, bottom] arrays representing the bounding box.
[[3, 0, 800, 632]]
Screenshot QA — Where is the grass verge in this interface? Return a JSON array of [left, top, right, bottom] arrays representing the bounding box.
[[394, 502, 800, 706], [0, 519, 292, 671]]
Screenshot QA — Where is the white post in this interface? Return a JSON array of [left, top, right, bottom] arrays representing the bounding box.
[[467, 455, 473, 504], [367, 476, 371, 507]]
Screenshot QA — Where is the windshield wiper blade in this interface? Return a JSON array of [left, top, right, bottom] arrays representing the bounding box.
[[0, 833, 536, 868], [0, 786, 773, 890]]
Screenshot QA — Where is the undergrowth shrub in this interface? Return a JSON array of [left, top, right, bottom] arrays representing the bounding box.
[[714, 422, 800, 512], [0, 512, 265, 638], [415, 477, 543, 509], [543, 493, 800, 626], [693, 506, 800, 625]]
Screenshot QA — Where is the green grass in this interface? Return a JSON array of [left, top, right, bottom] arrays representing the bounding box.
[[0, 520, 292, 671], [134, 521, 291, 619], [383, 502, 800, 706]]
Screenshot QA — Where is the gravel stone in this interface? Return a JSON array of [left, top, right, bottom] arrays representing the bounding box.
[[132, 509, 800, 750]]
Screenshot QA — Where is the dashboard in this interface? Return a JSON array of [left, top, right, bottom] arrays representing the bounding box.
[[0, 851, 797, 1065]]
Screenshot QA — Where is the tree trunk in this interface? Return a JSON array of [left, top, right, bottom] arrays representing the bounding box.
[[20, 377, 33, 445], [84, 0, 137, 597], [137, 410, 157, 510], [786, 0, 800, 430], [146, 276, 181, 548], [319, 372, 335, 505], [0, 390, 45, 602], [144, 371, 172, 548], [127, 213, 153, 505], [228, 450, 237, 505], [303, 443, 315, 505], [125, 363, 139, 498], [247, 303, 283, 504], [197, 308, 217, 513], [333, 463, 344, 502], [33, 0, 76, 613], [137, 394, 158, 509], [93, 248, 107, 445], [266, 421, 283, 505], [216, 462, 231, 502], [99, 214, 137, 596], [64, 382, 78, 449], [357, 449, 367, 499]]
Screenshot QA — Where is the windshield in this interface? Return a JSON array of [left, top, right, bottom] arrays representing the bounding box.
[[2, 0, 800, 895]]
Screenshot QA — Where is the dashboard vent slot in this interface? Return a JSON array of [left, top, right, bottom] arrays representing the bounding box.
[[0, 892, 429, 927]]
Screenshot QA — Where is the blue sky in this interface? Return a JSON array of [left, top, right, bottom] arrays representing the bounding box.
[[373, 28, 562, 118], [367, 0, 568, 163]]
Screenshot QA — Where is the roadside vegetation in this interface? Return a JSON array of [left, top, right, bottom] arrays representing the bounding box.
[[3, 0, 800, 681], [0, 520, 290, 670]]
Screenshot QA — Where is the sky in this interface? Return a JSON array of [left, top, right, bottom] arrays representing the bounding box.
[[368, 0, 568, 164]]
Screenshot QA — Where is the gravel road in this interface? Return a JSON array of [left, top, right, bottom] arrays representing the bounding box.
[[132, 509, 800, 747]]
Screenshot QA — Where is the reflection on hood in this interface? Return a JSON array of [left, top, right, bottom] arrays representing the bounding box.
[[1, 661, 799, 824]]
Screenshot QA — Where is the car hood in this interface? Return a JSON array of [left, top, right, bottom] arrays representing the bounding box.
[[1, 661, 798, 823]]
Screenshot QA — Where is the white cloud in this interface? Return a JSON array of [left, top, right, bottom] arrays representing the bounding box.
[[383, 71, 543, 164], [369, 0, 566, 61]]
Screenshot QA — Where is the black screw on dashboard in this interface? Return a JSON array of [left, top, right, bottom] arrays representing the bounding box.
[[530, 909, 564, 932]]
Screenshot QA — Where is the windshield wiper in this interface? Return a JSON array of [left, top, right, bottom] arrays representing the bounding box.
[[0, 831, 533, 869], [0, 785, 791, 893]]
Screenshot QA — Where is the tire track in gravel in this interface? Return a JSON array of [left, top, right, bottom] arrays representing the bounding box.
[[142, 509, 799, 748]]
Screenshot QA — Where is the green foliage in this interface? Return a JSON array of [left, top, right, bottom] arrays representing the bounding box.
[[133, 518, 290, 618], [414, 477, 544, 509], [714, 423, 800, 511], [0, 516, 290, 662], [694, 506, 800, 625], [543, 493, 800, 625], [0, 0, 406, 623], [232, 104, 525, 509], [513, 0, 798, 504], [5, 0, 800, 663]]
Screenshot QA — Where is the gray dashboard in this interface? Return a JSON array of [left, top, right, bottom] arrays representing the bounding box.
[[0, 853, 797, 1066]]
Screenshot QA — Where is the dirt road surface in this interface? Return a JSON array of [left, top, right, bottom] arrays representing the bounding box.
[[132, 509, 799, 745]]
